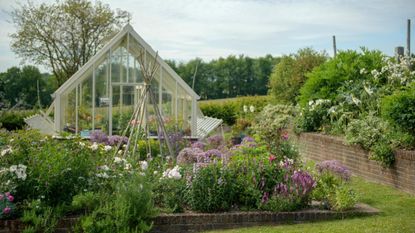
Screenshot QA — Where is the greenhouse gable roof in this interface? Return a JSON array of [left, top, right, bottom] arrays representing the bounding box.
[[53, 24, 200, 99]]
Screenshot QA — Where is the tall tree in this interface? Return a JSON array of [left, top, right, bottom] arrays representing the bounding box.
[[0, 66, 54, 109], [269, 48, 327, 104], [10, 0, 130, 86]]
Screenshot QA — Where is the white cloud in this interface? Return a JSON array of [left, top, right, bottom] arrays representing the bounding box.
[[0, 0, 415, 72]]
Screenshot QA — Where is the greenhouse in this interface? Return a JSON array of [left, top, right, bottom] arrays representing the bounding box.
[[26, 24, 221, 138]]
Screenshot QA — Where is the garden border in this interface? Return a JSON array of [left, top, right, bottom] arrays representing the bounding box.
[[0, 204, 378, 233], [298, 132, 415, 194]]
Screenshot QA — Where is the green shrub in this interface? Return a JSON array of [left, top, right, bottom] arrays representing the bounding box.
[[299, 49, 385, 107], [77, 174, 156, 233], [370, 142, 395, 167], [0, 110, 36, 131], [381, 85, 415, 135], [189, 163, 235, 212], [252, 104, 295, 154], [200, 102, 237, 125], [269, 48, 327, 104], [312, 160, 356, 211], [294, 99, 332, 133], [345, 114, 390, 151], [153, 177, 188, 213], [199, 95, 271, 125]]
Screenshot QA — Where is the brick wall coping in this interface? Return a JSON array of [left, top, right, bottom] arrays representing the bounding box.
[[0, 204, 379, 233], [300, 132, 415, 161]]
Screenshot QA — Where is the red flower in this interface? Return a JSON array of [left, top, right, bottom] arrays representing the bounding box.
[[269, 154, 276, 163]]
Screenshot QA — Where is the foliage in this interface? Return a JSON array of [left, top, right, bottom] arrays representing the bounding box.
[[0, 110, 36, 131], [269, 48, 327, 104], [189, 162, 236, 212], [199, 95, 271, 126], [312, 160, 356, 211], [153, 174, 188, 213], [299, 49, 386, 107], [381, 84, 415, 135], [10, 0, 130, 86], [21, 200, 66, 233], [252, 104, 295, 154], [167, 55, 279, 100], [0, 66, 54, 109], [77, 174, 156, 233], [294, 99, 332, 133]]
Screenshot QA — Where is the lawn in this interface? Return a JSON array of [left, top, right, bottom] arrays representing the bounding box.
[[206, 177, 415, 233]]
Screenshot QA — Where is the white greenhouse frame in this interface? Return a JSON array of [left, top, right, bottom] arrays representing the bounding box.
[[31, 24, 222, 138]]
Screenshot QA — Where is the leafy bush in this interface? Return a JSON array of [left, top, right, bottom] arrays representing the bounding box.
[[381, 85, 415, 135], [345, 114, 389, 150], [189, 163, 235, 212], [345, 114, 396, 166], [294, 99, 332, 133], [199, 95, 271, 125], [299, 49, 385, 107], [0, 110, 36, 131], [312, 160, 356, 211], [253, 104, 295, 153], [77, 174, 156, 233], [269, 48, 327, 104], [153, 176, 188, 213], [200, 102, 237, 125]]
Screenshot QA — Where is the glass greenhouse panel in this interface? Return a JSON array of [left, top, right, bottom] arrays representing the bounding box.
[[78, 69, 93, 132], [94, 55, 110, 133], [63, 87, 76, 133]]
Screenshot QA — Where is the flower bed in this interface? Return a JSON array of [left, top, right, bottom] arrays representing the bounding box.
[[0, 129, 365, 232]]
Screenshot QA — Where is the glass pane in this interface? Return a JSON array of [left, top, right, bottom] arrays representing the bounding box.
[[79, 70, 93, 132], [95, 56, 110, 134], [63, 87, 76, 133]]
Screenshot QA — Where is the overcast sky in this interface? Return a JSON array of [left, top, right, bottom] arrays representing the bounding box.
[[0, 0, 414, 73]]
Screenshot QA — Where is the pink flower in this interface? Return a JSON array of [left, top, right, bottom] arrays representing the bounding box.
[[269, 154, 276, 163], [3, 207, 11, 215], [5, 192, 10, 197], [0, 194, 3, 201], [281, 131, 289, 140], [7, 195, 14, 202]]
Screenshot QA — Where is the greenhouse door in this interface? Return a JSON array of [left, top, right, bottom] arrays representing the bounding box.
[[110, 84, 144, 135]]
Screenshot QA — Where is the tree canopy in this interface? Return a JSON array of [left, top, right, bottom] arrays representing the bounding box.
[[269, 48, 328, 104], [10, 0, 130, 86], [167, 54, 279, 100], [0, 66, 55, 109]]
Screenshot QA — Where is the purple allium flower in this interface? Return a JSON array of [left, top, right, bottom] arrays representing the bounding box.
[[205, 149, 222, 159], [316, 160, 351, 181], [241, 136, 256, 147], [191, 141, 205, 150], [107, 135, 129, 146], [291, 170, 316, 196], [90, 130, 108, 144], [207, 135, 223, 147], [177, 147, 203, 165]]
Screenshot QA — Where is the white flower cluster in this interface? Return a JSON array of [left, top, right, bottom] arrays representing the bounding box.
[[113, 157, 132, 170], [308, 99, 330, 111], [243, 105, 255, 113], [139, 161, 148, 170], [10, 164, 27, 180], [1, 146, 13, 157], [90, 142, 99, 151], [162, 165, 181, 180]]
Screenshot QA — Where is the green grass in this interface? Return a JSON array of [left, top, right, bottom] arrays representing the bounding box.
[[206, 177, 415, 233]]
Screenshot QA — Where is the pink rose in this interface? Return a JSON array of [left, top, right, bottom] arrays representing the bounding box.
[[0, 194, 3, 201], [3, 207, 11, 214], [7, 195, 14, 202], [5, 192, 10, 197]]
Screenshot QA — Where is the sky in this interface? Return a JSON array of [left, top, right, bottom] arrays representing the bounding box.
[[0, 0, 415, 73]]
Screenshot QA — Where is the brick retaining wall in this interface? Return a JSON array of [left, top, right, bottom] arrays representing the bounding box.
[[1, 204, 379, 233], [298, 133, 415, 194]]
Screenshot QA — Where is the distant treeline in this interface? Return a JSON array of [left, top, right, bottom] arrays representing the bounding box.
[[166, 54, 280, 100]]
